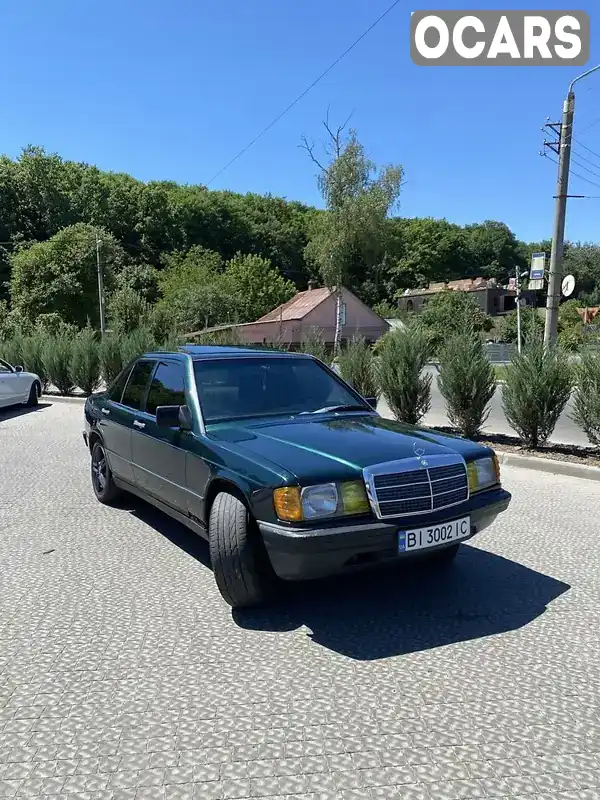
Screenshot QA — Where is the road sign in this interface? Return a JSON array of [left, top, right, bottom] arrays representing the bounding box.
[[530, 252, 546, 281], [529, 279, 545, 291], [562, 274, 575, 297], [508, 277, 516, 290]]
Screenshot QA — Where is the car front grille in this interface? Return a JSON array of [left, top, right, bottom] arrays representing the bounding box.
[[364, 455, 469, 519]]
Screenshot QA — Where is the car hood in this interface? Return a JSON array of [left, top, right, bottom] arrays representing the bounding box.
[[209, 413, 491, 483]]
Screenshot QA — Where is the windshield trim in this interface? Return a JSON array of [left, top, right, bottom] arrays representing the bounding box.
[[192, 354, 370, 426]]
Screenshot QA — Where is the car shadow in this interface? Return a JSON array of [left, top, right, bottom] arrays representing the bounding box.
[[117, 498, 570, 661], [123, 496, 212, 570], [0, 402, 52, 422], [233, 546, 570, 660]]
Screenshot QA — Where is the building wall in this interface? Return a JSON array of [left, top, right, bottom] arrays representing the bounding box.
[[235, 289, 389, 345]]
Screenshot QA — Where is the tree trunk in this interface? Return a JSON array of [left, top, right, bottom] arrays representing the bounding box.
[[334, 286, 343, 357]]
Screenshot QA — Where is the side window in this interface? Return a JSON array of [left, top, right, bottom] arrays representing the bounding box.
[[108, 365, 133, 403], [121, 361, 156, 411], [145, 361, 186, 415], [0, 360, 12, 374]]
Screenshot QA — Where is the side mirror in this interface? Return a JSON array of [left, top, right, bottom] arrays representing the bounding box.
[[15, 365, 24, 373], [156, 405, 192, 431], [365, 396, 378, 410]]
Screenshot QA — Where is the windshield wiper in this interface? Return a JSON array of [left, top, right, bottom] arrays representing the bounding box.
[[300, 404, 370, 415]]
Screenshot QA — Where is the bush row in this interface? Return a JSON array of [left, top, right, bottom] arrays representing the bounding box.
[[2, 325, 599, 451], [0, 327, 179, 396]]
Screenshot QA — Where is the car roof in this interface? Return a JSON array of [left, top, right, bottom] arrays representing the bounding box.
[[141, 345, 314, 361]]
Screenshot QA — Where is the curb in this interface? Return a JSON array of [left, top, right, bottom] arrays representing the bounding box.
[[43, 394, 87, 405], [496, 450, 600, 482]]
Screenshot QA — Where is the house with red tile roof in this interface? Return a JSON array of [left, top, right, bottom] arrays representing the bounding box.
[[188, 284, 389, 346]]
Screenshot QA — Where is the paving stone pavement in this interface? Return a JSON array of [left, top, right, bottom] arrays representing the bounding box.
[[1, 400, 599, 800]]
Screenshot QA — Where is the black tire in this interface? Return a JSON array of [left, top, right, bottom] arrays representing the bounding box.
[[424, 542, 461, 566], [91, 441, 121, 505], [26, 381, 40, 407], [209, 491, 275, 609]]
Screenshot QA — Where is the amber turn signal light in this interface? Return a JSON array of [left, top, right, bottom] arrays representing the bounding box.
[[273, 486, 303, 522]]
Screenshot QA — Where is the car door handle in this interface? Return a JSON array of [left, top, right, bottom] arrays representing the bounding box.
[[133, 420, 146, 429], [101, 408, 111, 416]]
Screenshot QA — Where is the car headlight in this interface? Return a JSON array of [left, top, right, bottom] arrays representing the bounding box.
[[467, 456, 500, 493], [273, 481, 370, 522]]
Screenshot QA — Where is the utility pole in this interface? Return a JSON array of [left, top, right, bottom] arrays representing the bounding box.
[[96, 237, 106, 336], [544, 64, 600, 346]]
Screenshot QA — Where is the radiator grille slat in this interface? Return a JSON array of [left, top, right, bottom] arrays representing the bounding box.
[[366, 456, 469, 519]]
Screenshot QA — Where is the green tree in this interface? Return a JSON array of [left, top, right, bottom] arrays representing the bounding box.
[[302, 123, 402, 353], [222, 252, 295, 323], [390, 218, 468, 293], [108, 287, 151, 335], [10, 223, 124, 328], [497, 308, 544, 345], [416, 290, 493, 354], [158, 246, 223, 301], [464, 220, 525, 282], [116, 263, 160, 303]]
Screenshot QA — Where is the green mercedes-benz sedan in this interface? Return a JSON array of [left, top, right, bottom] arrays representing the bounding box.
[[83, 345, 511, 608]]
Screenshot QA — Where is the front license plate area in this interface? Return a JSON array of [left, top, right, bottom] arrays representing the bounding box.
[[398, 516, 471, 553]]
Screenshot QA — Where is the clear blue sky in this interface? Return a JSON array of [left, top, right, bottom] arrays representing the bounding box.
[[1, 0, 599, 244]]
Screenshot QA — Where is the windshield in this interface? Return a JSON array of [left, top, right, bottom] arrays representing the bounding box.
[[193, 356, 366, 423]]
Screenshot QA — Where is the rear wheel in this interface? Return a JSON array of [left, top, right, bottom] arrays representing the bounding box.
[[26, 381, 40, 407], [209, 492, 276, 609], [91, 441, 121, 505]]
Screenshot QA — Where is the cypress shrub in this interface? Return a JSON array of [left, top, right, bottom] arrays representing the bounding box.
[[571, 350, 600, 447], [42, 334, 75, 395], [376, 326, 432, 424], [70, 327, 101, 395], [0, 331, 26, 369], [99, 334, 124, 385], [120, 327, 156, 367], [300, 327, 328, 363], [501, 340, 573, 448], [338, 336, 377, 399], [21, 333, 49, 390], [438, 332, 496, 438]]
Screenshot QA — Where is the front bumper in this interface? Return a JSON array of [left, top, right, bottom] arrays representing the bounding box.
[[259, 487, 511, 581]]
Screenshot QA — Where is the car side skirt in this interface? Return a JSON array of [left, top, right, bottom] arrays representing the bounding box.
[[113, 476, 209, 541]]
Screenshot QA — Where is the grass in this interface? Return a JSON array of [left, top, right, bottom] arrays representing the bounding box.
[[493, 364, 508, 382]]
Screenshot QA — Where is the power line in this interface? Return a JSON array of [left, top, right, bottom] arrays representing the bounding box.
[[205, 0, 402, 187], [570, 153, 600, 180], [542, 151, 600, 190], [578, 116, 600, 136], [573, 138, 600, 164]]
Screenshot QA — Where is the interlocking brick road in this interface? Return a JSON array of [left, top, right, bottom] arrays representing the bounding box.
[[1, 400, 599, 800]]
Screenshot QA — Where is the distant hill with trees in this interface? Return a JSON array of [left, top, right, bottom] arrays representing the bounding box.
[[1, 144, 599, 340]]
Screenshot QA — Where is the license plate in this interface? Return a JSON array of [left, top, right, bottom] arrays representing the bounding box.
[[398, 516, 471, 553]]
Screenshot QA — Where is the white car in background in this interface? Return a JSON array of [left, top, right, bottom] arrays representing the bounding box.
[[0, 358, 42, 409]]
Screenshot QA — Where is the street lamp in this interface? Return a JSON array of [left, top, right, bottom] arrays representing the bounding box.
[[515, 270, 529, 354]]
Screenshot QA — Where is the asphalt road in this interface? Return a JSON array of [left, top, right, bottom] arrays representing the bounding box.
[[378, 366, 589, 448], [1, 400, 599, 799]]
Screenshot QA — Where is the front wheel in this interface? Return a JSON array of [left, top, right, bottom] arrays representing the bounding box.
[[91, 441, 121, 505], [26, 381, 40, 407], [209, 492, 276, 609]]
